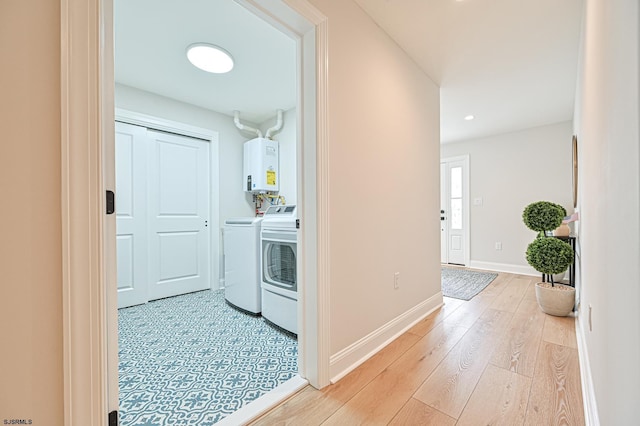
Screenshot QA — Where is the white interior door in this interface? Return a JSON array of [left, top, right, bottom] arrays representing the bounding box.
[[441, 158, 468, 265], [116, 122, 148, 308], [147, 130, 210, 300]]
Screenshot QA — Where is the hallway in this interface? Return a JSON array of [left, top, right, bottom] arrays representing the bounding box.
[[252, 271, 584, 425]]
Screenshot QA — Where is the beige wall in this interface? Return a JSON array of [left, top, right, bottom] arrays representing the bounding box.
[[441, 121, 573, 272], [0, 0, 64, 423], [573, 0, 640, 423], [308, 0, 441, 354], [0, 0, 440, 419]]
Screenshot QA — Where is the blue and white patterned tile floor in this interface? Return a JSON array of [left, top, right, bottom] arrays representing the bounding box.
[[118, 289, 298, 425]]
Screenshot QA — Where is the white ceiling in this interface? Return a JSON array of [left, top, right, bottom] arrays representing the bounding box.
[[114, 0, 297, 124], [115, 0, 584, 143], [354, 0, 584, 143]]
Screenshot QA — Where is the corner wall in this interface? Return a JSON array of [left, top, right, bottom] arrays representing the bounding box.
[[0, 0, 63, 422], [308, 0, 441, 369], [573, 0, 640, 423], [441, 122, 573, 273]]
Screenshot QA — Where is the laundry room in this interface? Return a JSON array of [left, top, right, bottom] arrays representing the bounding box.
[[112, 1, 300, 424]]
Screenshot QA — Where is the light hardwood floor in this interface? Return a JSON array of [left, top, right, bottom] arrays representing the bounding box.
[[250, 272, 585, 425]]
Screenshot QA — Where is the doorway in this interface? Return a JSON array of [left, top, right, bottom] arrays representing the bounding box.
[[440, 156, 470, 266], [60, 0, 329, 421], [115, 0, 297, 424], [109, 0, 324, 422]]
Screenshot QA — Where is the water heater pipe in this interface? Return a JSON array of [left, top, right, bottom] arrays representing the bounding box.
[[265, 109, 284, 139], [233, 110, 263, 138]]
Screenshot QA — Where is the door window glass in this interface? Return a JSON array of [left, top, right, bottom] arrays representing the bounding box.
[[450, 167, 463, 230], [451, 167, 462, 198]]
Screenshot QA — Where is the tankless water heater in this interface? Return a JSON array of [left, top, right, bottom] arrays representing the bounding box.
[[243, 137, 279, 193]]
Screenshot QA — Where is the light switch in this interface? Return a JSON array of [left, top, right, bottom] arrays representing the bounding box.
[[473, 197, 483, 206]]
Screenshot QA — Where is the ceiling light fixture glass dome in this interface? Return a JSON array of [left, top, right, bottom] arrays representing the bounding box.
[[186, 43, 234, 74]]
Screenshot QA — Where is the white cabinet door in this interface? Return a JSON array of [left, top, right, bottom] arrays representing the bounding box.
[[147, 130, 210, 300], [116, 122, 148, 308]]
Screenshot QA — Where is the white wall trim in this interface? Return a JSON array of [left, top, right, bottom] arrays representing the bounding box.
[[468, 260, 539, 277], [575, 316, 601, 426], [61, 0, 109, 422], [237, 0, 330, 390], [329, 293, 443, 383], [115, 108, 218, 141], [282, 0, 331, 389]]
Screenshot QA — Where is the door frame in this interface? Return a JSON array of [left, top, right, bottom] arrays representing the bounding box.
[[60, 0, 330, 423], [115, 109, 221, 303], [440, 155, 470, 266]]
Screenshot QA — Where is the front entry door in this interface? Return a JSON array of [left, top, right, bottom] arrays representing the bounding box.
[[440, 157, 468, 265]]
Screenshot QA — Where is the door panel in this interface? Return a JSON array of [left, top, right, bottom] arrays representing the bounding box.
[[116, 122, 148, 308], [157, 141, 200, 215], [158, 231, 199, 281], [147, 130, 210, 300], [116, 235, 134, 289]]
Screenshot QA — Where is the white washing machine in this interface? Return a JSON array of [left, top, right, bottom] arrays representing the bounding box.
[[223, 217, 263, 314], [261, 205, 297, 335]]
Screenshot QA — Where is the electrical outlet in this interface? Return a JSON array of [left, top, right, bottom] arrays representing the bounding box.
[[394, 272, 400, 289], [495, 242, 502, 250]]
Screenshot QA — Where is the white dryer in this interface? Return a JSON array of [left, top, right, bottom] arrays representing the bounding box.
[[260, 205, 297, 335], [223, 217, 263, 314]]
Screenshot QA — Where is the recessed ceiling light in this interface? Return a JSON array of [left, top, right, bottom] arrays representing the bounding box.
[[464, 115, 475, 121], [186, 43, 234, 74]]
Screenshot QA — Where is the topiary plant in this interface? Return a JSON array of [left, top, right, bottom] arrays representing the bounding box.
[[522, 201, 566, 237], [526, 237, 574, 277], [523, 201, 573, 287]]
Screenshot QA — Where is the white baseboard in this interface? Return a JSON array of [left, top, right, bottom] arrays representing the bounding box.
[[215, 375, 308, 426], [329, 292, 443, 383], [468, 260, 539, 277], [575, 314, 600, 425]]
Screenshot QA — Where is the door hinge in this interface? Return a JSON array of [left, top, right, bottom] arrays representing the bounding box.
[[108, 410, 119, 426], [296, 219, 300, 229], [106, 190, 115, 215]]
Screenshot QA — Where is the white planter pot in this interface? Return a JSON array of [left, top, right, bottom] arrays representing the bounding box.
[[535, 282, 576, 317]]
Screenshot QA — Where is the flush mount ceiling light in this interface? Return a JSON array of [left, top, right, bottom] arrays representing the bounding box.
[[186, 43, 234, 74], [464, 115, 475, 121]]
